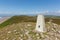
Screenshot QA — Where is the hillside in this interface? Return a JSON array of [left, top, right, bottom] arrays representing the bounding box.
[[0, 15, 60, 27], [45, 15, 60, 19], [0, 22, 60, 40], [0, 17, 10, 24], [0, 15, 36, 27], [0, 15, 60, 40]]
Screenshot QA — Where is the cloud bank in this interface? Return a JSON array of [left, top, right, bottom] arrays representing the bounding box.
[[0, 10, 60, 16]]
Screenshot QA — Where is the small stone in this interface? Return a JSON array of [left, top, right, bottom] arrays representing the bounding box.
[[28, 36, 32, 40], [20, 35, 23, 37], [27, 24, 31, 26], [19, 37, 21, 39], [12, 38, 16, 40], [44, 37, 49, 40], [58, 31, 60, 33], [55, 37, 59, 40], [36, 33, 39, 36], [37, 36, 40, 39], [14, 30, 17, 32], [25, 31, 29, 35], [40, 33, 45, 38], [20, 39, 23, 40], [4, 39, 6, 40], [6, 38, 8, 39], [8, 31, 11, 34]]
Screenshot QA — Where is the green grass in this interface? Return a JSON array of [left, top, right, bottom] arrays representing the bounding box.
[[45, 18, 60, 24], [0, 15, 36, 27]]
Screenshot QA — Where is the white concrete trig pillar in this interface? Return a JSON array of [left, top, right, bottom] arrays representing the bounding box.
[[35, 15, 45, 32]]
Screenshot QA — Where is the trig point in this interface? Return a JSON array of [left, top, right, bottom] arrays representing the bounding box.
[[35, 15, 45, 32]]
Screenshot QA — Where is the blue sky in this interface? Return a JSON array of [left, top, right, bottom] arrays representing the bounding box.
[[0, 0, 60, 16]]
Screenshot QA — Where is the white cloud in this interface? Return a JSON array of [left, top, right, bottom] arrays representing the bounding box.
[[31, 10, 60, 16], [55, 10, 60, 13], [0, 11, 13, 14], [30, 10, 49, 15], [0, 10, 60, 16]]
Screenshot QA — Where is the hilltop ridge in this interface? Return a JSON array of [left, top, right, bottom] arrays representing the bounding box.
[[0, 15, 60, 27]]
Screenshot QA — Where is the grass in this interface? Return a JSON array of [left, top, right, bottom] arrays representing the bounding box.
[[0, 15, 36, 28], [0, 15, 60, 40], [45, 18, 60, 24], [0, 22, 60, 40], [0, 15, 60, 28]]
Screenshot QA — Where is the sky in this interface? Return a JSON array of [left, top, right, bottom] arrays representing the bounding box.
[[0, 0, 60, 16]]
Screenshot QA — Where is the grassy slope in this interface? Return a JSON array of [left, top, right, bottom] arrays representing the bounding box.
[[0, 15, 36, 27], [0, 15, 60, 28]]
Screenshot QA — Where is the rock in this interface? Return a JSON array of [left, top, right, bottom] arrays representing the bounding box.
[[13, 30, 17, 32], [28, 36, 32, 40], [55, 37, 59, 40], [12, 38, 16, 40], [58, 31, 60, 33], [40, 33, 45, 38], [19, 37, 21, 40], [27, 24, 32, 26], [36, 33, 39, 36], [3, 39, 6, 40], [20, 39, 23, 40], [20, 35, 23, 37], [43, 37, 49, 40], [6, 38, 8, 39], [37, 36, 40, 39], [8, 31, 11, 34], [25, 31, 29, 35]]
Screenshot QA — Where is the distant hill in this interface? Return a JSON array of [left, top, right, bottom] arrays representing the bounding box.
[[45, 15, 60, 19], [0, 15, 60, 28]]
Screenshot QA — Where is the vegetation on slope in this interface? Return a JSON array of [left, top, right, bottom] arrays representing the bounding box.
[[45, 18, 60, 25], [0, 15, 60, 28], [0, 22, 60, 40], [0, 15, 36, 27]]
